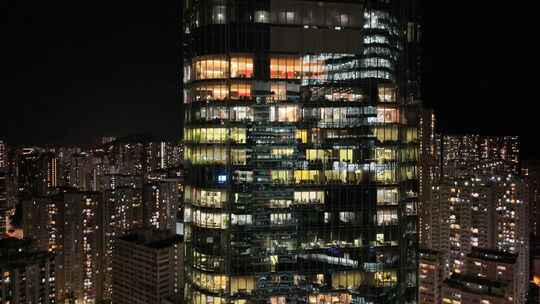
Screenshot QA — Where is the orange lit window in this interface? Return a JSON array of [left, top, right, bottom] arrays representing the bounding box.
[[231, 56, 254, 78], [230, 83, 252, 100], [194, 55, 229, 80], [193, 82, 228, 101], [270, 56, 301, 79]]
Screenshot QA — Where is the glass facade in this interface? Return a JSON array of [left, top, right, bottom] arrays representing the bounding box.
[[182, 0, 421, 303]]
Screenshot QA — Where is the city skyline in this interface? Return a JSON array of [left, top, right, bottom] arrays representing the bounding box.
[[4, 1, 538, 159], [3, 1, 540, 303]]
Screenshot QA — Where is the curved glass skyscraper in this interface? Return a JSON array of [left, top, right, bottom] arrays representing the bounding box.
[[182, 0, 422, 303]]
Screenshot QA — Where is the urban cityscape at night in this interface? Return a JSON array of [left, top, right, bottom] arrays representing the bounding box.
[[3, 1, 539, 304]]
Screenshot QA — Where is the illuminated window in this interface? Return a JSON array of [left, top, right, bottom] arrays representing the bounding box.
[[271, 148, 294, 158], [271, 213, 293, 225], [270, 105, 299, 122], [270, 82, 287, 101], [229, 106, 253, 121], [231, 128, 246, 143], [254, 10, 270, 23], [377, 188, 398, 205], [192, 210, 228, 229], [192, 270, 229, 292], [377, 209, 398, 225], [294, 170, 320, 184], [373, 126, 398, 142], [378, 84, 396, 102], [377, 107, 399, 123], [196, 188, 227, 208], [270, 56, 301, 79], [339, 149, 353, 162], [374, 271, 397, 287], [404, 128, 418, 143], [212, 5, 227, 24], [375, 148, 396, 163], [306, 149, 332, 161], [231, 214, 253, 225], [375, 166, 396, 184], [192, 82, 228, 101], [230, 82, 252, 100], [194, 56, 229, 80], [294, 191, 324, 204], [231, 149, 247, 165], [339, 211, 356, 223], [184, 128, 246, 143], [271, 170, 293, 184], [296, 129, 308, 143], [230, 56, 253, 78], [230, 276, 256, 294], [331, 271, 362, 289]]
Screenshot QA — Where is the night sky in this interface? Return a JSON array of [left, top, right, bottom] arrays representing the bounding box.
[[4, 1, 538, 159]]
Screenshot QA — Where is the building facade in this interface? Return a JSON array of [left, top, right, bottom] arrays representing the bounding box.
[[182, 0, 422, 303], [111, 229, 183, 304], [0, 238, 56, 304]]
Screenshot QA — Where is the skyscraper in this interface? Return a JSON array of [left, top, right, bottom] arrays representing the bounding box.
[[112, 229, 183, 304], [182, 0, 422, 303], [0, 238, 56, 304]]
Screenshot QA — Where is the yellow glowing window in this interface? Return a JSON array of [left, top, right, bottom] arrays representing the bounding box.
[[294, 191, 324, 204], [404, 128, 418, 143], [194, 56, 229, 80], [230, 56, 254, 78], [231, 149, 247, 165], [373, 126, 398, 142], [230, 276, 255, 294], [185, 127, 244, 143], [374, 271, 397, 287], [231, 128, 246, 143], [270, 82, 287, 101], [332, 271, 362, 289], [271, 148, 294, 157], [271, 170, 293, 183], [378, 84, 396, 102], [296, 129, 308, 143], [375, 148, 396, 162], [306, 149, 332, 161], [294, 170, 319, 183], [339, 149, 353, 162]]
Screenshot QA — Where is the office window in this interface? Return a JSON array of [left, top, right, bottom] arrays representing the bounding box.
[[230, 82, 252, 100], [270, 82, 287, 101], [212, 5, 227, 24], [294, 191, 325, 204], [373, 126, 398, 142], [375, 148, 396, 163], [270, 56, 301, 79], [194, 56, 229, 80], [231, 214, 253, 225], [230, 56, 254, 78], [254, 10, 270, 23], [296, 129, 308, 143], [378, 84, 396, 102], [377, 209, 398, 226], [192, 210, 228, 229], [377, 106, 399, 123], [230, 106, 253, 121], [270, 105, 299, 122]]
